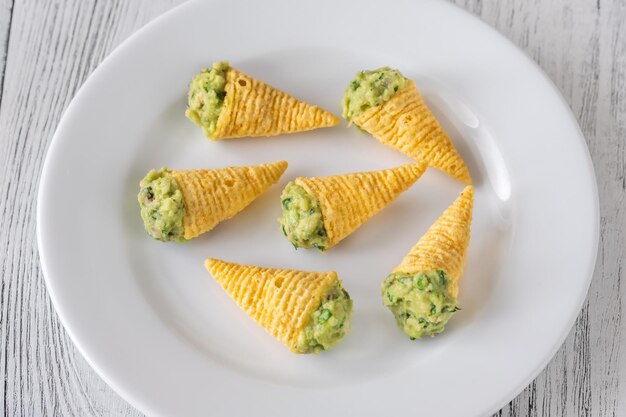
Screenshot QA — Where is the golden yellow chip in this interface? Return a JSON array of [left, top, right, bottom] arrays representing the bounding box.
[[295, 161, 427, 249], [212, 67, 339, 139], [353, 81, 471, 184], [169, 161, 287, 239], [393, 185, 473, 297], [204, 258, 338, 352]]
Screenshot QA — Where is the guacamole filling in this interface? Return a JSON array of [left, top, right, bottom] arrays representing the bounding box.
[[278, 182, 328, 251], [185, 61, 229, 138], [138, 168, 185, 242], [295, 281, 353, 353], [382, 270, 459, 339], [341, 67, 408, 122]]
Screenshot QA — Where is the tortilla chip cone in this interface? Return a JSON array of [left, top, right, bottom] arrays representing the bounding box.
[[352, 81, 471, 184], [212, 67, 339, 139], [393, 185, 473, 298], [204, 258, 338, 352], [295, 161, 427, 249], [170, 161, 287, 239]]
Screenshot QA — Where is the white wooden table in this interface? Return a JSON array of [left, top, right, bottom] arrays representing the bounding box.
[[1, 0, 623, 415]]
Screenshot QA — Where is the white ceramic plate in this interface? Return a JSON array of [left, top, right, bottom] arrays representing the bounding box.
[[37, 0, 599, 416]]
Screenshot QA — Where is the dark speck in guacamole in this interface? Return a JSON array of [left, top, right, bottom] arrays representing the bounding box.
[[295, 281, 353, 353], [185, 61, 229, 139], [138, 168, 185, 242], [381, 270, 459, 339], [278, 181, 328, 251], [341, 66, 408, 122]]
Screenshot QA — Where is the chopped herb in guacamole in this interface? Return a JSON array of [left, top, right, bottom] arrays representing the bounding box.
[[278, 182, 328, 251], [138, 168, 185, 242], [382, 270, 459, 339], [185, 61, 229, 139], [341, 67, 408, 121], [295, 281, 353, 353]]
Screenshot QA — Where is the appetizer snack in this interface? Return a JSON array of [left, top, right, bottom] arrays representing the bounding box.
[[186, 61, 339, 140], [205, 258, 353, 353], [138, 161, 288, 242], [342, 67, 471, 184], [381, 186, 473, 339], [278, 161, 427, 251]]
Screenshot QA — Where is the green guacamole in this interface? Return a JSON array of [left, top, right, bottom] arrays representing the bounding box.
[[295, 281, 353, 353], [382, 270, 459, 339], [341, 67, 408, 121], [185, 61, 229, 139], [137, 168, 185, 242], [278, 182, 328, 251]]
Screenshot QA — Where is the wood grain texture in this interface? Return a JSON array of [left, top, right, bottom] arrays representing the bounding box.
[[0, 0, 623, 416], [0, 0, 13, 107]]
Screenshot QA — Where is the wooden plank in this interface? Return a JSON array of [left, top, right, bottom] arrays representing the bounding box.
[[0, 1, 186, 416], [0, 0, 14, 106]]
